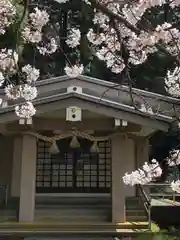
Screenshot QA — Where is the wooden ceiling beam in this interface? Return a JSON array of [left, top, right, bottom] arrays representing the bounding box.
[[6, 117, 142, 133]]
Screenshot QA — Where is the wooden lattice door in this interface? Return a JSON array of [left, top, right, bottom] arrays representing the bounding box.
[[36, 139, 111, 193]]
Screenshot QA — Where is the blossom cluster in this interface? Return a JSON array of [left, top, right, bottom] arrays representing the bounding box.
[[0, 6, 57, 120], [123, 150, 180, 193], [167, 149, 180, 167], [166, 150, 180, 193], [171, 180, 180, 193], [64, 64, 84, 78], [60, 0, 180, 97], [64, 28, 83, 77], [22, 7, 58, 56], [22, 7, 49, 43], [66, 28, 81, 48], [0, 49, 18, 73], [165, 67, 180, 97], [15, 101, 36, 119], [123, 159, 162, 186], [4, 65, 39, 119], [0, 0, 16, 35], [86, 19, 180, 75]]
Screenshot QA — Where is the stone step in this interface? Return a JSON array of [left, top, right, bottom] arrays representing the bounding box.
[[0, 216, 17, 222], [36, 204, 110, 210], [126, 201, 147, 222], [36, 206, 144, 215], [35, 212, 109, 220], [126, 215, 147, 221], [35, 206, 110, 222], [1, 196, 147, 223], [0, 221, 149, 230], [35, 216, 109, 222], [126, 196, 140, 202], [35, 196, 111, 205], [126, 209, 146, 216], [126, 204, 143, 210], [0, 211, 17, 222], [0, 212, 147, 223], [35, 215, 146, 223]]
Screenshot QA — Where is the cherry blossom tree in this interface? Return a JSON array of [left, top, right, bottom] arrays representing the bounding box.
[[2, 0, 180, 193]]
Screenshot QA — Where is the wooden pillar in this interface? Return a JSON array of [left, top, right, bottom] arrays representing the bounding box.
[[111, 135, 135, 223], [135, 137, 149, 195], [11, 137, 23, 197], [136, 137, 149, 168], [19, 135, 37, 222]]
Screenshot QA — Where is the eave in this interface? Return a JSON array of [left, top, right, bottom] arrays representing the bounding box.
[[0, 92, 172, 132]]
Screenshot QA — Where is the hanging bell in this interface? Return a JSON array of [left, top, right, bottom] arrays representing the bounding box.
[[90, 141, 100, 153], [70, 136, 80, 148], [49, 140, 60, 154]]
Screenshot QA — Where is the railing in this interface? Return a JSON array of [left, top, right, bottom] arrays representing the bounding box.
[[0, 184, 9, 207], [145, 183, 180, 202], [137, 184, 151, 230], [137, 183, 180, 230]]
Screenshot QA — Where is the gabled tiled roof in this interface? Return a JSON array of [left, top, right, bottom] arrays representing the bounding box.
[[0, 75, 178, 131]]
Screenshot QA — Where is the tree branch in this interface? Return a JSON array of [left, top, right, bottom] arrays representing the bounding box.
[[89, 0, 140, 34]]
